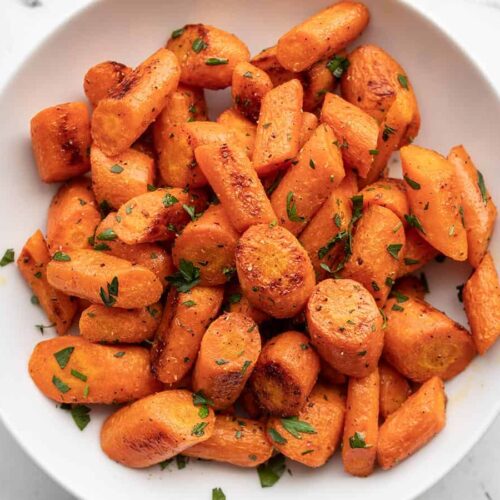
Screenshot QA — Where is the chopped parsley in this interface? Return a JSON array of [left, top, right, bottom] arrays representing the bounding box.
[[405, 213, 425, 233], [96, 228, 117, 241], [163, 193, 179, 207], [205, 57, 228, 65], [281, 417, 316, 439], [167, 259, 201, 292], [52, 376, 70, 394], [182, 204, 201, 221], [61, 404, 91, 431], [0, 249, 15, 267], [477, 170, 488, 205], [192, 38, 207, 53], [54, 346, 74, 369], [99, 276, 119, 307], [182, 300, 196, 308], [268, 428, 287, 444], [110, 164, 123, 174], [171, 27, 185, 39], [212, 487, 226, 500], [191, 422, 208, 437], [241, 360, 252, 376], [70, 369, 87, 382], [326, 55, 350, 78], [397, 74, 409, 90], [257, 454, 286, 488], [52, 251, 71, 262], [286, 191, 305, 223], [382, 125, 396, 142], [404, 174, 421, 190], [349, 431, 371, 449], [387, 243, 403, 260], [390, 290, 409, 303]]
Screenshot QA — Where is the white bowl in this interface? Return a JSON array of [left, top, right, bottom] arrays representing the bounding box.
[[0, 0, 499, 499]]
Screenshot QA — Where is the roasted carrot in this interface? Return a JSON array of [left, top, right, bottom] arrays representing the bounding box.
[[251, 46, 299, 87], [463, 252, 500, 354], [17, 230, 77, 335], [270, 123, 345, 235], [299, 111, 319, 148], [232, 61, 273, 122], [397, 228, 439, 278], [90, 145, 155, 209], [267, 384, 345, 467], [192, 312, 261, 409], [166, 24, 250, 89], [184, 415, 273, 467], [158, 121, 232, 189], [224, 283, 269, 325], [336, 168, 359, 198], [400, 145, 467, 261], [28, 336, 162, 404], [46, 177, 100, 254], [94, 213, 173, 287], [379, 361, 411, 419], [306, 279, 384, 377], [276, 1, 370, 72], [383, 296, 476, 382], [152, 84, 207, 155], [359, 178, 409, 224], [216, 108, 256, 159], [101, 390, 215, 468], [151, 286, 224, 384], [362, 90, 415, 186], [83, 61, 132, 107], [79, 302, 162, 343], [447, 145, 497, 268], [92, 48, 180, 156], [46, 249, 163, 308], [30, 102, 91, 183], [377, 377, 446, 470], [342, 204, 406, 306], [235, 224, 315, 318], [114, 188, 208, 244], [341, 43, 420, 148], [249, 331, 320, 416], [252, 79, 304, 176], [320, 93, 379, 179], [393, 275, 427, 301], [303, 59, 337, 112], [172, 204, 239, 286], [342, 369, 380, 477], [195, 143, 276, 233]]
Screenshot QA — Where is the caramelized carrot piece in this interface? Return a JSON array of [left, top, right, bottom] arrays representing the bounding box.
[[377, 377, 446, 469], [17, 230, 77, 335], [252, 79, 303, 176], [342, 369, 380, 477]]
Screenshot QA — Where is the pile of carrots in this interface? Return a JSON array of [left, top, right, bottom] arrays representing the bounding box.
[[15, 0, 500, 488]]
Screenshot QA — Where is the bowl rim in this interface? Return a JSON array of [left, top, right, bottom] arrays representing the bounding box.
[[1, 1, 499, 499]]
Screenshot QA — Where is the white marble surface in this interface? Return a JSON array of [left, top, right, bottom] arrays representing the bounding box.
[[1, 0, 499, 499]]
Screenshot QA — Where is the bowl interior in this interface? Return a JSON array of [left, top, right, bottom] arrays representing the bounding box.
[[0, 1, 499, 499]]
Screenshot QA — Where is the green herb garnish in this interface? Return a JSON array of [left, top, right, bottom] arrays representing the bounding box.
[[52, 251, 71, 262], [54, 347, 74, 369], [167, 259, 200, 292], [0, 249, 15, 267]]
